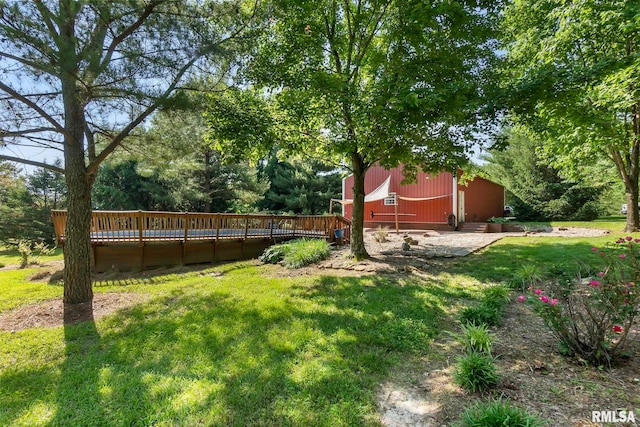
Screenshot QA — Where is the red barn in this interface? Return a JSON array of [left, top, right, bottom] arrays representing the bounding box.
[[339, 165, 505, 230]]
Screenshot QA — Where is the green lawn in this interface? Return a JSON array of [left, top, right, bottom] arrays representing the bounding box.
[[0, 261, 474, 426], [0, 219, 632, 426], [516, 216, 628, 232]]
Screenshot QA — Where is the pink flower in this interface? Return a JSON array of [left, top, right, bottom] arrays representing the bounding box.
[[634, 238, 640, 243], [589, 280, 601, 287], [597, 271, 604, 277], [534, 289, 542, 295], [591, 247, 599, 251], [517, 295, 526, 302], [626, 236, 633, 241], [619, 253, 627, 259], [540, 296, 549, 303], [550, 298, 558, 306], [626, 282, 635, 287], [613, 325, 623, 333]]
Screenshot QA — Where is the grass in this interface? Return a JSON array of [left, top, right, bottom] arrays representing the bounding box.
[[0, 268, 63, 312], [446, 234, 626, 286], [457, 399, 545, 427], [0, 218, 634, 425], [514, 217, 627, 232], [0, 262, 469, 426]]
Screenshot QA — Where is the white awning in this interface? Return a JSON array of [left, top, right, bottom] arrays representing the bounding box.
[[333, 175, 391, 205], [365, 175, 391, 202]]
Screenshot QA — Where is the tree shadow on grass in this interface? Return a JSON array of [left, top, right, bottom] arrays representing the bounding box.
[[90, 273, 466, 424], [2, 271, 472, 426], [48, 302, 107, 426]]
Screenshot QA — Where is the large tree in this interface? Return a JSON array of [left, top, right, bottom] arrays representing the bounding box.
[[0, 1, 254, 305], [501, 0, 640, 231], [141, 102, 268, 214], [484, 128, 603, 221], [215, 0, 502, 258]]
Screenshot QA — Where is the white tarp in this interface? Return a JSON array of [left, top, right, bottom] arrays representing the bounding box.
[[334, 175, 391, 205]]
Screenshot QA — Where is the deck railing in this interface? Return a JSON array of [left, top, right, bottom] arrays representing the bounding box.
[[51, 210, 351, 245]]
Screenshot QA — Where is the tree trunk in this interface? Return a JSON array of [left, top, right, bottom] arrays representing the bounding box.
[[623, 102, 640, 232], [62, 78, 93, 304], [203, 150, 212, 213], [350, 152, 369, 259], [625, 186, 639, 233], [63, 155, 93, 303]]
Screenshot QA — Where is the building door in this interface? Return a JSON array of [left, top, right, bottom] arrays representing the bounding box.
[[458, 191, 465, 222]]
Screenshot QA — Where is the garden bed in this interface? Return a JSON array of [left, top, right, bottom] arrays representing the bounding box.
[[378, 301, 640, 426]]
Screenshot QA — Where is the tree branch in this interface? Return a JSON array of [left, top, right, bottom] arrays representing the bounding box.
[[0, 50, 53, 74], [87, 51, 208, 174], [95, 1, 165, 77], [0, 154, 65, 174], [0, 81, 67, 136], [0, 127, 59, 137], [33, 0, 60, 42]]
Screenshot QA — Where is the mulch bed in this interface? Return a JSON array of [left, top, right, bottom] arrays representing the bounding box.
[[0, 292, 148, 331]]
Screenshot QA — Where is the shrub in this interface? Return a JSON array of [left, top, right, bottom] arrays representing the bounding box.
[[518, 237, 640, 366], [457, 322, 494, 355], [282, 238, 331, 268], [512, 263, 545, 292], [259, 243, 290, 264], [454, 352, 499, 392], [17, 240, 55, 268], [482, 285, 510, 307], [487, 216, 509, 223], [260, 239, 331, 268], [373, 226, 389, 243], [457, 399, 544, 427], [460, 285, 510, 327], [460, 304, 501, 326]]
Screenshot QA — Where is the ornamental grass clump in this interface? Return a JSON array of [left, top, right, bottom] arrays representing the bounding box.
[[457, 399, 545, 427], [460, 322, 494, 355], [260, 238, 331, 268], [453, 351, 499, 393], [460, 285, 510, 327], [518, 237, 640, 366]]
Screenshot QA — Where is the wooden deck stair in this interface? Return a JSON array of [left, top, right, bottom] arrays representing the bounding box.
[[460, 222, 488, 233]]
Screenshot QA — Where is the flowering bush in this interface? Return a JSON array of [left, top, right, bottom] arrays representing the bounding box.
[[519, 237, 639, 366]]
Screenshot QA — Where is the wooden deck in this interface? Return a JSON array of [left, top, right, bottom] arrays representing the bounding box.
[[52, 210, 351, 272]]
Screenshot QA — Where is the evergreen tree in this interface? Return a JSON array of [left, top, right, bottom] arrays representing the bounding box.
[[0, 162, 55, 244], [259, 157, 342, 215], [27, 159, 66, 210], [484, 129, 603, 221], [0, 0, 254, 305], [92, 160, 174, 211]]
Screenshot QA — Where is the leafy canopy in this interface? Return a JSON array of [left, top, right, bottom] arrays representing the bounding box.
[[500, 0, 640, 227], [217, 0, 502, 173]]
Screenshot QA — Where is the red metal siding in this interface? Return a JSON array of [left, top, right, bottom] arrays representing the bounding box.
[[343, 165, 454, 224], [458, 177, 505, 222], [343, 164, 504, 227]]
